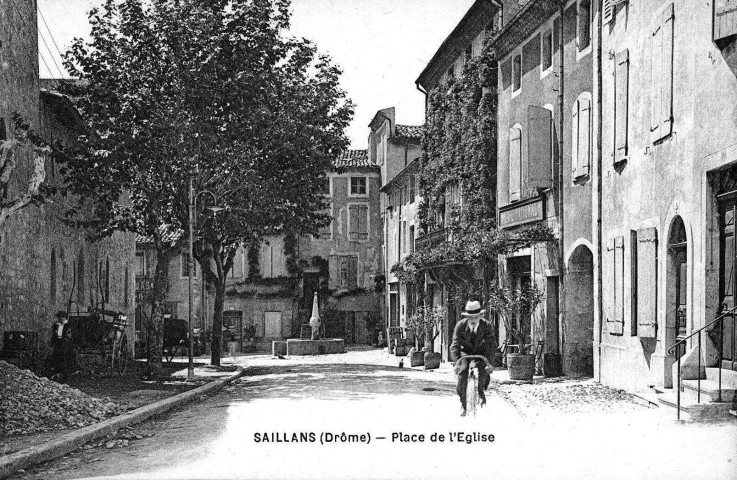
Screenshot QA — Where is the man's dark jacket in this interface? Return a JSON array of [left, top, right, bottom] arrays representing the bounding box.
[[450, 317, 495, 364]]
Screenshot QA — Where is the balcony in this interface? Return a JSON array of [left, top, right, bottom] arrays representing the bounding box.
[[415, 228, 450, 252]]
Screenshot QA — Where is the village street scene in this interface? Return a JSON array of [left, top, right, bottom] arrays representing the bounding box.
[[1, 0, 737, 479]]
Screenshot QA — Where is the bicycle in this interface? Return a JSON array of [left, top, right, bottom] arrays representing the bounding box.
[[456, 355, 493, 417]]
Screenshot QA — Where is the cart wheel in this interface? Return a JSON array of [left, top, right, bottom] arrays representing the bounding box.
[[114, 333, 129, 375], [164, 347, 174, 363]]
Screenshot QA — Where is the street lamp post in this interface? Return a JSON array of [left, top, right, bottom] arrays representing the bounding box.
[[187, 177, 221, 381]]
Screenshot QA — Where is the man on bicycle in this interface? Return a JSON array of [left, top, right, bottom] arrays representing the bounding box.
[[450, 300, 495, 416]]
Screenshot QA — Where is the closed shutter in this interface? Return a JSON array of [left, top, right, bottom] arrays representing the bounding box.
[[659, 4, 674, 138], [614, 49, 629, 163], [606, 238, 618, 334], [636, 228, 658, 338], [527, 106, 553, 189], [650, 19, 663, 140], [576, 97, 591, 177], [571, 100, 579, 178], [651, 4, 673, 142], [607, 237, 624, 335], [349, 206, 359, 240], [328, 255, 339, 289], [509, 127, 521, 202], [715, 0, 737, 41], [358, 205, 368, 240], [347, 256, 358, 290]]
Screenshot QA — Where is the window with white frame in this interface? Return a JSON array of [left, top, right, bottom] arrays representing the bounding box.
[[512, 54, 522, 92], [349, 176, 368, 196], [541, 28, 553, 72]]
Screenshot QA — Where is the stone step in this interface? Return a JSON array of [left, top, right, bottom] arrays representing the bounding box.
[[682, 379, 736, 402], [705, 367, 737, 389], [656, 390, 733, 421]]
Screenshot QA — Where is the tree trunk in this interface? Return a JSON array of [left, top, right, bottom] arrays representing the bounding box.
[[147, 250, 172, 377], [210, 280, 225, 366]]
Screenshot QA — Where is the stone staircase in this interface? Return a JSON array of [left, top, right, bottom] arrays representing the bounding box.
[[656, 367, 737, 421]]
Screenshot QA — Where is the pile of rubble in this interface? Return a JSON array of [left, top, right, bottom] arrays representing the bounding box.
[[0, 361, 124, 437], [499, 378, 648, 416]]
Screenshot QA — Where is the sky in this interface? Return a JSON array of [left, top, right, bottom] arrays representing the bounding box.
[[36, 0, 475, 149]]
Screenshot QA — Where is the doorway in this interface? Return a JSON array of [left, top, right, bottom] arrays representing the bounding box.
[[566, 246, 595, 376], [264, 311, 282, 338], [719, 202, 737, 367]]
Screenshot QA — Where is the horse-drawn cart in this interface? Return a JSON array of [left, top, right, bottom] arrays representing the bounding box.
[[67, 309, 130, 375]]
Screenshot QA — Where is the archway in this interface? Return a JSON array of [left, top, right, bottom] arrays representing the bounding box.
[[664, 216, 688, 387], [566, 244, 594, 376]]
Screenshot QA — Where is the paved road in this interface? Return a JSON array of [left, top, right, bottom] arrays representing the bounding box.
[[10, 351, 737, 480]]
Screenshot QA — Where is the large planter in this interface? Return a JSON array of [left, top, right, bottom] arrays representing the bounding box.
[[424, 352, 441, 370], [410, 350, 425, 367], [507, 353, 535, 381]]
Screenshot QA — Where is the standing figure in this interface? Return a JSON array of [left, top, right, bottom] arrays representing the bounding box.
[[450, 300, 495, 416], [49, 311, 76, 381]]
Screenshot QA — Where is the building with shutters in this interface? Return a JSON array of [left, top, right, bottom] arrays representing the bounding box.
[[596, 0, 737, 394], [491, 0, 596, 377], [414, 0, 510, 361], [136, 149, 383, 351], [366, 108, 423, 338]]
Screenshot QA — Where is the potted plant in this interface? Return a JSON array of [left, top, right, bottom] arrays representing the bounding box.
[[405, 314, 425, 366], [487, 283, 543, 381], [404, 306, 444, 369]]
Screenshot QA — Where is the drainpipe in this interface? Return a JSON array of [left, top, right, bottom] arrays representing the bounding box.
[[556, 0, 566, 360], [595, 0, 604, 381]]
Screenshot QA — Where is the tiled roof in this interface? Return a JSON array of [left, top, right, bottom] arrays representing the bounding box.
[[332, 149, 376, 169], [136, 226, 183, 245], [395, 124, 424, 141]]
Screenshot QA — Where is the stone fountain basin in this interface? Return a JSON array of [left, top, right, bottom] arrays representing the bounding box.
[[272, 338, 346, 356]]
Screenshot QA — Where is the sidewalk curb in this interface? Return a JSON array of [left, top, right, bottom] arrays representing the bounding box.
[[0, 366, 245, 479]]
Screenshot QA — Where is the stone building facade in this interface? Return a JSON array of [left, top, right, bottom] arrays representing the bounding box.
[[597, 0, 737, 393], [0, 5, 135, 364], [494, 0, 596, 376]]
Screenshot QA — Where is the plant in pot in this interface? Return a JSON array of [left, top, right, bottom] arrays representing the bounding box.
[[406, 305, 444, 369], [487, 283, 543, 381]]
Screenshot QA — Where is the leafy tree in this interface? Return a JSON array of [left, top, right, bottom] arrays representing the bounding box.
[[61, 0, 352, 373]]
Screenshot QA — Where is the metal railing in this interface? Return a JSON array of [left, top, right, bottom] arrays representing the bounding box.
[[667, 305, 737, 420], [415, 228, 449, 252]]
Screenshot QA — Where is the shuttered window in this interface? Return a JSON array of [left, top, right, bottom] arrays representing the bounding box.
[[635, 228, 658, 338], [572, 94, 592, 179], [527, 106, 553, 189], [614, 49, 629, 163], [513, 54, 522, 91], [330, 255, 358, 290], [607, 237, 625, 335], [577, 0, 591, 51], [650, 3, 674, 142], [348, 204, 369, 241], [603, 0, 628, 25], [714, 0, 737, 42], [229, 248, 243, 278], [509, 127, 522, 202]]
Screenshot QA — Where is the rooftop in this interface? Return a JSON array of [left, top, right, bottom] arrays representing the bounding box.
[[394, 124, 424, 142], [332, 149, 377, 169]]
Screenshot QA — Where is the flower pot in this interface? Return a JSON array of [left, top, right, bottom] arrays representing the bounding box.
[[410, 350, 425, 367], [507, 353, 535, 381], [424, 352, 441, 370]]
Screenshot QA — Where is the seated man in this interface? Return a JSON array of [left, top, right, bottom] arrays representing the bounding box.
[[450, 300, 495, 416]]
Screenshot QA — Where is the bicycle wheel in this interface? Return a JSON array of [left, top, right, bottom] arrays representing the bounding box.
[[466, 370, 479, 417]]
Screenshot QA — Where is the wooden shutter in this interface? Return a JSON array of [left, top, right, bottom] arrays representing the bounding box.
[[659, 4, 674, 138], [603, 0, 614, 25], [358, 205, 368, 240], [347, 256, 358, 290], [571, 100, 579, 178], [715, 0, 737, 41], [328, 255, 339, 289], [577, 97, 591, 177], [614, 49, 629, 163], [650, 18, 663, 140], [607, 237, 625, 335], [527, 106, 553, 189], [509, 127, 521, 202], [349, 205, 359, 240], [231, 249, 243, 278], [606, 238, 618, 334], [636, 228, 658, 338]]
